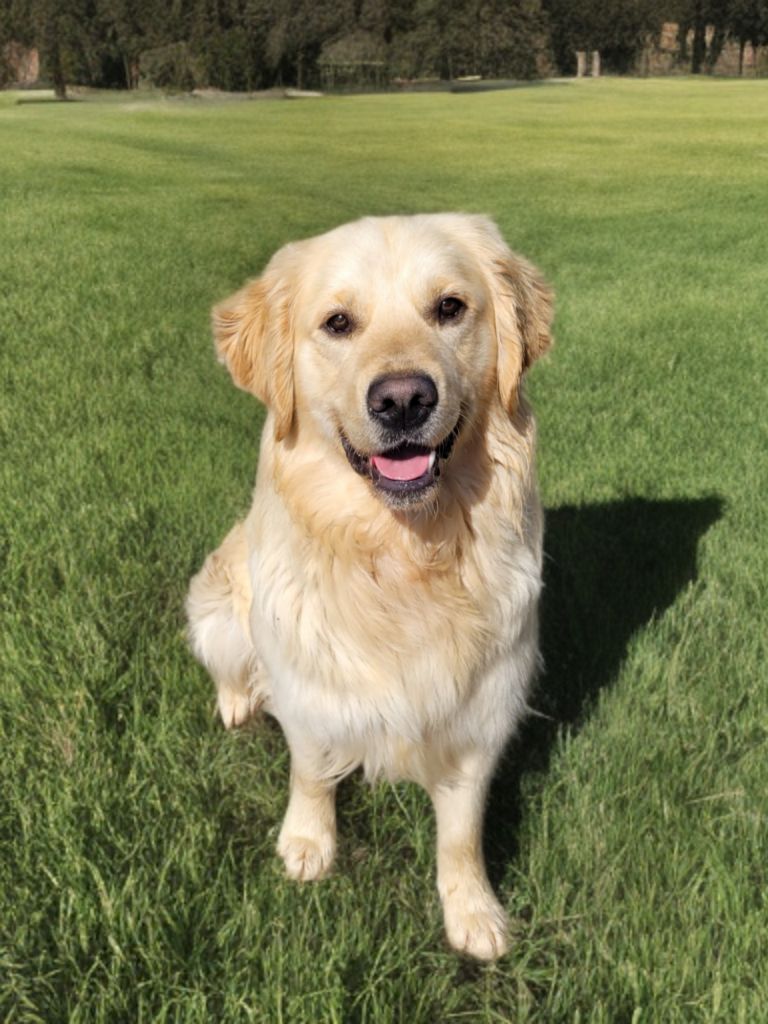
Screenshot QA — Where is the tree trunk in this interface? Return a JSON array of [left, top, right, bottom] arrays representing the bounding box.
[[123, 56, 139, 90], [707, 26, 725, 71], [591, 50, 601, 77], [576, 50, 586, 77], [691, 4, 706, 74], [50, 43, 67, 99], [738, 39, 745, 76]]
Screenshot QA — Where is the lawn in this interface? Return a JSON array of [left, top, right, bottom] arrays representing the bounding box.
[[1, 78, 767, 1022]]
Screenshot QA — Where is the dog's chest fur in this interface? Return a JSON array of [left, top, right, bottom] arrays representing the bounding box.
[[246, 422, 542, 780]]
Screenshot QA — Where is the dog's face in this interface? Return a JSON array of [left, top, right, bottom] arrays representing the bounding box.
[[214, 215, 552, 510]]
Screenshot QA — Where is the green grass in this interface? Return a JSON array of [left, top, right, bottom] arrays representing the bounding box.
[[1, 78, 767, 1022]]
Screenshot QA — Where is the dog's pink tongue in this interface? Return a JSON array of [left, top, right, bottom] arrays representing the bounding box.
[[372, 453, 430, 481]]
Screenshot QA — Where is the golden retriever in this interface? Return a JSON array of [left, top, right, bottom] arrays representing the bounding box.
[[186, 214, 552, 959]]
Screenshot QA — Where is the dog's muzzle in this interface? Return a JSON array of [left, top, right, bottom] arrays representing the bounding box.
[[341, 418, 463, 503]]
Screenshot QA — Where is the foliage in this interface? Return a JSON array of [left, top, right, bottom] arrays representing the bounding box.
[[666, 0, 768, 71], [1, 0, 551, 92], [1, 0, 767, 97], [25, 0, 100, 97], [723, 0, 768, 63], [388, 0, 546, 80], [138, 40, 202, 90], [544, 0, 668, 73]]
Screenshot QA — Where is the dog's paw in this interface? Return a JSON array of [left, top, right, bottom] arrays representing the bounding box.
[[442, 887, 509, 960], [277, 833, 336, 882], [217, 685, 257, 729]]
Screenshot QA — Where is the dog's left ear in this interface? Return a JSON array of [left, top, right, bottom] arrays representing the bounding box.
[[470, 217, 553, 416], [212, 244, 299, 441]]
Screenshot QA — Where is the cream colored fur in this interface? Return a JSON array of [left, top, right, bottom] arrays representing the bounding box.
[[186, 213, 553, 960]]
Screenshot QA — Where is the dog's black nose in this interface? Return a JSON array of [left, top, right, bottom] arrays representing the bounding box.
[[367, 373, 438, 431]]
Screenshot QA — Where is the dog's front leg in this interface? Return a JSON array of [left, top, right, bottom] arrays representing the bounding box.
[[430, 750, 508, 960], [277, 737, 338, 882]]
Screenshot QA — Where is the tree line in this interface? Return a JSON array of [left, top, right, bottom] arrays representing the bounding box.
[[1, 0, 767, 97]]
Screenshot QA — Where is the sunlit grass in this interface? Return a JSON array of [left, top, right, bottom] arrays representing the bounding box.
[[1, 78, 767, 1022]]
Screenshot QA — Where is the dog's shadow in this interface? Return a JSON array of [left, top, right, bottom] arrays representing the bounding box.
[[485, 495, 723, 881]]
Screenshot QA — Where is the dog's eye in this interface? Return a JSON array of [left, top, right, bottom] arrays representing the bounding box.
[[437, 297, 465, 323], [324, 312, 353, 335]]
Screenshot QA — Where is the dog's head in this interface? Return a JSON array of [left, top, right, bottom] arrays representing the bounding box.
[[213, 214, 552, 510]]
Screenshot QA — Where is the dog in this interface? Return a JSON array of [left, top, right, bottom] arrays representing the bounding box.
[[186, 213, 552, 960]]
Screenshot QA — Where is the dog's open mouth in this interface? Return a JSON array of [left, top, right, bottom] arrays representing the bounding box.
[[341, 420, 462, 498]]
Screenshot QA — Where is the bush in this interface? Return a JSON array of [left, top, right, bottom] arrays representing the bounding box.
[[138, 42, 204, 91]]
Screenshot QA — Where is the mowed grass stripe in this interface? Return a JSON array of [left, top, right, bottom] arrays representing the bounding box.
[[1, 80, 767, 1022]]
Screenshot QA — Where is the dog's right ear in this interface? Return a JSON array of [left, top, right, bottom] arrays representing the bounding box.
[[465, 216, 553, 418], [212, 246, 298, 441]]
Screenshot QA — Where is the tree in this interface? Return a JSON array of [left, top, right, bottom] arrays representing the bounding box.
[[727, 0, 768, 72], [97, 0, 151, 88], [31, 0, 92, 97], [265, 0, 354, 88], [358, 0, 417, 44], [544, 0, 665, 74], [669, 0, 738, 72], [474, 0, 547, 79], [0, 3, 13, 86], [389, 0, 546, 81]]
